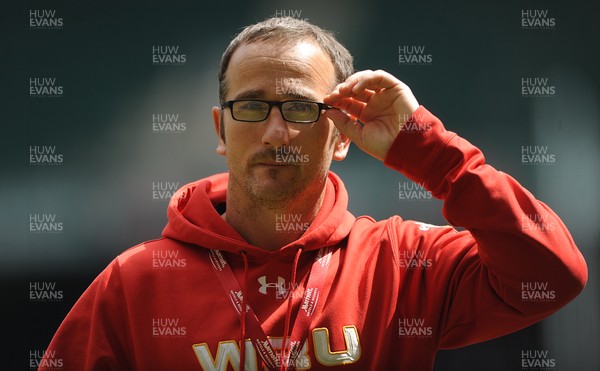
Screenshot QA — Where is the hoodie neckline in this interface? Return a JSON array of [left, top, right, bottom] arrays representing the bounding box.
[[162, 171, 355, 259]]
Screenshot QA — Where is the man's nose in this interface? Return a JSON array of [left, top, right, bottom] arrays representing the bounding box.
[[261, 107, 291, 148]]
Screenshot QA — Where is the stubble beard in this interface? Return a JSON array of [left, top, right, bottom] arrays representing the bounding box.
[[229, 162, 329, 212]]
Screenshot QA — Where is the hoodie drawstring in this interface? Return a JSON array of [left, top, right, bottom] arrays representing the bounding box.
[[240, 251, 249, 371], [280, 246, 303, 371]]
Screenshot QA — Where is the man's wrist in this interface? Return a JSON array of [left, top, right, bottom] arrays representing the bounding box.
[[383, 106, 453, 185]]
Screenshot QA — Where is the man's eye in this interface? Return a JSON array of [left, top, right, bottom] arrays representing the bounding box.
[[239, 101, 266, 110], [285, 103, 311, 111]]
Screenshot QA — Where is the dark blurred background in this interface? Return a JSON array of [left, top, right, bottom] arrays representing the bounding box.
[[2, 0, 599, 369]]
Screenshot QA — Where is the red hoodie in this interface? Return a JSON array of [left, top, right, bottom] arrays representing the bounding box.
[[41, 106, 587, 370]]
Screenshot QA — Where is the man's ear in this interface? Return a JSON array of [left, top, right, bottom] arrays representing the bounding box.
[[332, 132, 351, 161], [212, 106, 227, 157]]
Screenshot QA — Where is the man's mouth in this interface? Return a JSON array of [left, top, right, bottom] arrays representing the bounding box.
[[257, 162, 293, 166]]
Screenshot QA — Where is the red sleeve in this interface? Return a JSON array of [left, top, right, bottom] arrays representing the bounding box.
[[40, 259, 133, 370], [385, 106, 588, 348]]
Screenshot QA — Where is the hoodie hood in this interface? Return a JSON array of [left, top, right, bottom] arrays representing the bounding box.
[[162, 171, 356, 258]]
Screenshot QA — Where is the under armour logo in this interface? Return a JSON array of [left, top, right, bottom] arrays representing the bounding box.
[[258, 276, 287, 296]]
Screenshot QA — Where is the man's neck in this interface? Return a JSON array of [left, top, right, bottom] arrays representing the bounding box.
[[223, 183, 326, 251]]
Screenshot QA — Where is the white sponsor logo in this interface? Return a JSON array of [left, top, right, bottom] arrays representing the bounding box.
[[257, 276, 287, 296]]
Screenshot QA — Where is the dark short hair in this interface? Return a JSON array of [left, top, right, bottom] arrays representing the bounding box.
[[218, 16, 354, 103]]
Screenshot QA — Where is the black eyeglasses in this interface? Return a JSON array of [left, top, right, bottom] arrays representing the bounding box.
[[221, 99, 333, 124]]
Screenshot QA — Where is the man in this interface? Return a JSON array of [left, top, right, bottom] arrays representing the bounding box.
[[42, 17, 587, 370]]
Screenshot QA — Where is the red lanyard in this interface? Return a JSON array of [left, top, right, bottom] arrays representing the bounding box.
[[208, 247, 335, 369]]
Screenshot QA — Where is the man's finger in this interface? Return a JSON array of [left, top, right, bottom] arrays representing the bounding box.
[[324, 97, 366, 120], [325, 109, 363, 145], [352, 72, 401, 95], [324, 88, 374, 106]]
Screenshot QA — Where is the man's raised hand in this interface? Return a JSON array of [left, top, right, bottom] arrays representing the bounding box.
[[324, 70, 419, 161]]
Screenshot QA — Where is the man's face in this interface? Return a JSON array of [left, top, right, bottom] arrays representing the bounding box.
[[212, 40, 349, 204]]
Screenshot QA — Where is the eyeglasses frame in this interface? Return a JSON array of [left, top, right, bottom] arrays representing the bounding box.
[[221, 99, 334, 124]]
